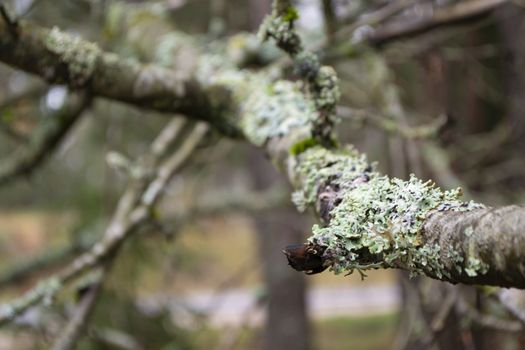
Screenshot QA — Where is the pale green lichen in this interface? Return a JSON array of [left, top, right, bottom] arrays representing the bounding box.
[[45, 27, 101, 87], [258, 2, 302, 55], [464, 226, 474, 237], [0, 277, 62, 320], [465, 257, 489, 277], [292, 146, 486, 278], [154, 32, 194, 68], [314, 66, 340, 111], [259, 3, 339, 143], [196, 54, 317, 146]]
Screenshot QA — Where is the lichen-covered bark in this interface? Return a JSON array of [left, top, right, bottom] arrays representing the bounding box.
[[0, 19, 238, 136], [0, 4, 524, 288], [285, 145, 523, 288], [423, 206, 525, 287]]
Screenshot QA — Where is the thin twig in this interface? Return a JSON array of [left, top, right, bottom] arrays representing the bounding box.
[[0, 4, 19, 37], [338, 106, 446, 140], [0, 236, 95, 290], [0, 120, 208, 327], [336, 0, 418, 42], [52, 266, 109, 350], [497, 289, 525, 324], [456, 293, 523, 332], [0, 91, 91, 187], [367, 0, 508, 46]]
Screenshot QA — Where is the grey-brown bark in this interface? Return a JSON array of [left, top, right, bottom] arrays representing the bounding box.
[[422, 206, 525, 288]]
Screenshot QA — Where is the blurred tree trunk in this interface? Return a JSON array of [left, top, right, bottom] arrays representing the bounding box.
[[245, 5, 310, 348], [497, 5, 525, 150], [249, 148, 311, 350]]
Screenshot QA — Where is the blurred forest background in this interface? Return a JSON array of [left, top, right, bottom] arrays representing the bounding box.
[[0, 0, 525, 349]]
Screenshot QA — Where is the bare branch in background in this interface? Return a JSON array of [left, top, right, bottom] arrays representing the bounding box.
[[455, 292, 523, 332], [338, 106, 447, 140], [497, 289, 525, 324], [321, 0, 337, 44], [0, 119, 208, 331], [366, 0, 508, 46], [336, 0, 418, 42], [0, 235, 95, 290], [0, 91, 91, 186], [52, 266, 108, 350], [0, 3, 19, 37]]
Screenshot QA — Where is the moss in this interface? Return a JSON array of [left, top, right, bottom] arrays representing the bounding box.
[[292, 146, 485, 278], [282, 6, 299, 22], [44, 27, 101, 88], [290, 138, 319, 156]]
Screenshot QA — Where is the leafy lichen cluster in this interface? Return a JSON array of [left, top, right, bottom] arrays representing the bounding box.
[[45, 27, 101, 87], [258, 4, 302, 55], [196, 54, 317, 146], [259, 1, 340, 144], [292, 146, 486, 278], [240, 79, 317, 146]]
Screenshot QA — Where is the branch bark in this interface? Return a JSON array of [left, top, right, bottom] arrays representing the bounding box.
[[0, 18, 238, 136]]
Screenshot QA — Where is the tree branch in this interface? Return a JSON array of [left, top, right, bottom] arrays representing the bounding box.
[[52, 266, 108, 350], [0, 235, 94, 290], [0, 18, 238, 136], [0, 91, 90, 186], [366, 0, 508, 46], [0, 119, 208, 326], [0, 4, 524, 288]]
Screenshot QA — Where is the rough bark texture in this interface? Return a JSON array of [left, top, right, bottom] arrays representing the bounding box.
[[250, 149, 310, 350], [423, 206, 525, 288]]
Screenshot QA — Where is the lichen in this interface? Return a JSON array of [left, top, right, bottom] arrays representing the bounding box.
[[465, 257, 489, 277], [314, 66, 340, 112], [154, 32, 194, 68], [45, 27, 101, 87], [258, 4, 302, 55], [258, 2, 340, 144], [196, 54, 317, 146], [292, 146, 485, 278]]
